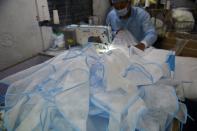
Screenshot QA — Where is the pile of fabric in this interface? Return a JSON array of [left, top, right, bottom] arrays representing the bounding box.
[[0, 31, 187, 131], [172, 9, 195, 32]]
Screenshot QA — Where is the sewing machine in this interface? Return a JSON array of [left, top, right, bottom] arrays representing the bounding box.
[[64, 25, 113, 52], [75, 25, 112, 45]]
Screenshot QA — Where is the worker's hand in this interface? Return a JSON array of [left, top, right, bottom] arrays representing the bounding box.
[[116, 28, 123, 34], [135, 43, 145, 51]]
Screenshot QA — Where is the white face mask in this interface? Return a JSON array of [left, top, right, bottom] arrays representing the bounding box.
[[115, 6, 129, 17]]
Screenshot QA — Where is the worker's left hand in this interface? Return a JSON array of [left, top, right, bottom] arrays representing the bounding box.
[[135, 43, 145, 51]]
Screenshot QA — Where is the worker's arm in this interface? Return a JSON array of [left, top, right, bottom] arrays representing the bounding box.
[[106, 9, 121, 37], [136, 10, 157, 50]]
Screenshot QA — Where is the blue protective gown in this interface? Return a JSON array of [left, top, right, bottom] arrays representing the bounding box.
[[106, 7, 158, 47]]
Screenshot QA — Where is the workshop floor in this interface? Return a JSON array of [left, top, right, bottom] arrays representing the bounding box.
[[0, 55, 52, 80], [0, 54, 52, 106]]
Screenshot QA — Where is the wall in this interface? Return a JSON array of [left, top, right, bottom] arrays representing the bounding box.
[[47, 0, 92, 24], [0, 0, 51, 71], [93, 0, 111, 24]]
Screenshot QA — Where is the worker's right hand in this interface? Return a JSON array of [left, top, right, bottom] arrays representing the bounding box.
[[135, 43, 145, 51], [116, 28, 124, 34]]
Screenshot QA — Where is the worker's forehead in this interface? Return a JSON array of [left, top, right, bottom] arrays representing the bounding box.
[[113, 1, 128, 7], [113, 1, 129, 9], [112, 0, 130, 8]]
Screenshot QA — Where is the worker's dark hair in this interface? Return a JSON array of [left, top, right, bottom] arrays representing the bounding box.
[[109, 0, 131, 5]]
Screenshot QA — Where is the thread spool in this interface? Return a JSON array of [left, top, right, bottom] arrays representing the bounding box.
[[145, 0, 150, 7], [53, 10, 60, 24], [166, 0, 171, 10], [88, 16, 99, 25]]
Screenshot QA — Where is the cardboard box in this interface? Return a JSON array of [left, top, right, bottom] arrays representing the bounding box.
[[166, 32, 197, 40], [160, 32, 197, 57]]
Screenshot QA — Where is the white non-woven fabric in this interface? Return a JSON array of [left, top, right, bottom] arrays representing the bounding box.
[[103, 46, 171, 88], [55, 82, 89, 131], [174, 102, 187, 124], [2, 46, 94, 131], [39, 106, 76, 131], [156, 78, 185, 101], [136, 110, 161, 131], [127, 47, 172, 85], [143, 48, 173, 78], [142, 84, 179, 115], [175, 56, 197, 100], [92, 87, 142, 131], [127, 97, 147, 131], [1, 42, 183, 131], [112, 29, 138, 47], [139, 83, 182, 130], [5, 65, 56, 107], [172, 9, 195, 32], [15, 96, 45, 131], [111, 30, 172, 85], [103, 48, 131, 91], [123, 62, 154, 86], [92, 87, 139, 116], [4, 94, 45, 131]]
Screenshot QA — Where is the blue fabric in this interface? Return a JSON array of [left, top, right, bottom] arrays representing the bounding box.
[[106, 7, 157, 46], [166, 53, 175, 72]]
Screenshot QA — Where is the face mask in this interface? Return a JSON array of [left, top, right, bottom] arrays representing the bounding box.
[[115, 6, 129, 17]]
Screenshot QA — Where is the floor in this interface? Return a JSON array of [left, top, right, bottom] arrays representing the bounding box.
[[0, 54, 52, 106]]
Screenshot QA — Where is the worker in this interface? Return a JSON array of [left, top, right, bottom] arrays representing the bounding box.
[[106, 0, 157, 50]]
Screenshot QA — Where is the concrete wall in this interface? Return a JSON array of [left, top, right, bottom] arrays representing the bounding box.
[[0, 0, 51, 71], [93, 0, 111, 25], [47, 0, 108, 25]]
